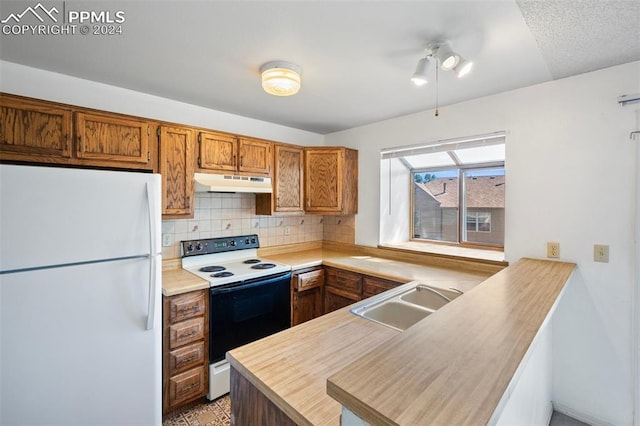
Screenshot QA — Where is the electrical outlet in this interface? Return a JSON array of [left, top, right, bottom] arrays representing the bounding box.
[[284, 226, 291, 236], [547, 242, 560, 258], [594, 244, 609, 263], [162, 233, 173, 247]]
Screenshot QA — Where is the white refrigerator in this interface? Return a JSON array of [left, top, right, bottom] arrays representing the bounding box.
[[0, 164, 162, 425]]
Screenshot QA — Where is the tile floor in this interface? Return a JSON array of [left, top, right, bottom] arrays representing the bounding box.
[[163, 396, 230, 426]]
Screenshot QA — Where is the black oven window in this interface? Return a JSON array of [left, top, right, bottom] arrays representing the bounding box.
[[209, 273, 291, 363]]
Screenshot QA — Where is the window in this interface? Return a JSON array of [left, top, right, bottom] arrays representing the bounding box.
[[382, 132, 505, 248], [466, 212, 491, 232]]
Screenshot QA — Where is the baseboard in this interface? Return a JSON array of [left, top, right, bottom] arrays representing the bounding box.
[[552, 401, 616, 426]]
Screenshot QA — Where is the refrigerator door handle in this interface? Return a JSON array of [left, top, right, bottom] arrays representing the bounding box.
[[145, 181, 158, 331]]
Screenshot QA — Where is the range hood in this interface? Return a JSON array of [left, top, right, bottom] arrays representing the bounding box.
[[194, 173, 272, 193]]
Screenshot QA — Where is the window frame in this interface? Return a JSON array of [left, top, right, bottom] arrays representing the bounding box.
[[410, 162, 505, 249]]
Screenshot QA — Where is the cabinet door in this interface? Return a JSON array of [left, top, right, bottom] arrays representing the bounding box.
[[198, 131, 237, 172], [305, 148, 343, 213], [362, 276, 402, 299], [75, 112, 151, 168], [0, 95, 72, 161], [238, 137, 272, 176], [325, 267, 362, 294], [292, 287, 323, 326], [159, 125, 195, 217], [324, 286, 359, 314], [275, 145, 304, 212]]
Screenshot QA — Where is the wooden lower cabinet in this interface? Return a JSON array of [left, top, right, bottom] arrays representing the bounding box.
[[323, 267, 362, 314], [291, 267, 324, 326], [230, 367, 296, 426], [362, 276, 402, 299], [163, 289, 209, 414], [323, 267, 404, 314]]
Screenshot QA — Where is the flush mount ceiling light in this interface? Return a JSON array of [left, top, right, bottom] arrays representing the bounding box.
[[260, 61, 302, 96]]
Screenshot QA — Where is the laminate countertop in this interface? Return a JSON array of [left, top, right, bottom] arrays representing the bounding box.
[[263, 249, 492, 293], [227, 258, 576, 426], [162, 248, 495, 296]]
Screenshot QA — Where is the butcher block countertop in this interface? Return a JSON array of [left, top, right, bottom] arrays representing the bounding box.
[[162, 266, 208, 296], [262, 248, 493, 293], [162, 246, 497, 296], [227, 306, 400, 426], [327, 258, 576, 425], [227, 258, 575, 425]]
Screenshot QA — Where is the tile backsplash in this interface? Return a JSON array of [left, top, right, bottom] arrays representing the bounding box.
[[161, 192, 355, 259]]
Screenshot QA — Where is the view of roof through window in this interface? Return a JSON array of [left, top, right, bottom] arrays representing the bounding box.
[[382, 132, 506, 247]]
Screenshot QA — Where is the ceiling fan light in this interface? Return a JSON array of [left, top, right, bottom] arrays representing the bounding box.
[[411, 57, 430, 86], [454, 58, 473, 78], [260, 61, 302, 96], [435, 45, 459, 71]]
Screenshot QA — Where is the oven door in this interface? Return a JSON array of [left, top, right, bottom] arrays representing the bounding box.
[[209, 271, 291, 363]]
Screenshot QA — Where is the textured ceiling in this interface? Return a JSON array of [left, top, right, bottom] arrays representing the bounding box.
[[0, 1, 638, 134], [516, 0, 640, 79]]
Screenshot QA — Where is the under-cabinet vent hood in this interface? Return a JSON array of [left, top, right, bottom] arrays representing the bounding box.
[[194, 173, 272, 193]]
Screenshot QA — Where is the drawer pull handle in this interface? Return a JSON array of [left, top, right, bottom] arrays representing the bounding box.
[[178, 382, 198, 394], [177, 305, 200, 314], [179, 330, 197, 339], [178, 355, 197, 366]]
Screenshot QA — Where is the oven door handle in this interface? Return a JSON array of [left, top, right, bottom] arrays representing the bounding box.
[[210, 272, 292, 295]]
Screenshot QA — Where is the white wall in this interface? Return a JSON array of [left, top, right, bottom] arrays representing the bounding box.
[[0, 61, 323, 146], [379, 158, 410, 243], [325, 62, 640, 425]]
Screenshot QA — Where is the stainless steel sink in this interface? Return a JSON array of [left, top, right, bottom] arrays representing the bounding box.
[[350, 282, 462, 331], [399, 285, 460, 310]]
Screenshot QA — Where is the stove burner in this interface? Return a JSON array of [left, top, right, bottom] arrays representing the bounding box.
[[243, 259, 262, 264], [200, 265, 226, 273], [251, 263, 276, 270], [211, 271, 234, 278]]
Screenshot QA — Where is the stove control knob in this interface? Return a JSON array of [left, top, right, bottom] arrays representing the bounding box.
[[229, 240, 236, 246], [251, 238, 257, 244], [245, 238, 249, 244], [195, 242, 203, 251], [187, 243, 194, 252]]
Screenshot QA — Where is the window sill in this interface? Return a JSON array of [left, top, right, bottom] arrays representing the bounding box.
[[380, 241, 506, 265]]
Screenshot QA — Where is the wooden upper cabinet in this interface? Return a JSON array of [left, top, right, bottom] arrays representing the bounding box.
[[75, 112, 152, 169], [198, 133, 272, 177], [255, 144, 304, 215], [159, 125, 195, 218], [304, 147, 358, 215], [0, 94, 72, 161], [238, 137, 272, 176], [198, 131, 237, 172]]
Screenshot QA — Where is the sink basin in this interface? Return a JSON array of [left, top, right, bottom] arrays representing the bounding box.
[[400, 286, 460, 310], [359, 301, 431, 331], [350, 282, 462, 331]]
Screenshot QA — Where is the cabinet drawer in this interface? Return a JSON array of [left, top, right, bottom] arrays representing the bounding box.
[[296, 269, 324, 291], [168, 291, 206, 323], [325, 268, 362, 294], [168, 367, 206, 408], [168, 341, 206, 376], [169, 318, 205, 349]]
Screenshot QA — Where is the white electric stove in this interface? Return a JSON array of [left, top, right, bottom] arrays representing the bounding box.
[[180, 234, 292, 400]]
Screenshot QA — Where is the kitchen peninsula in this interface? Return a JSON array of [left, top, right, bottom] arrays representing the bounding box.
[[226, 257, 576, 425]]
